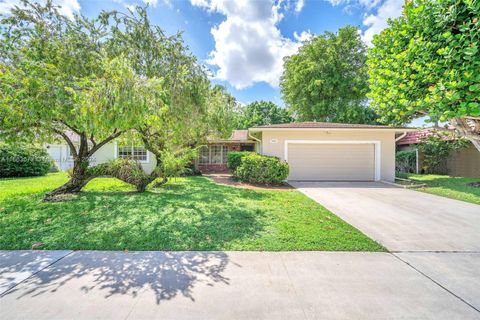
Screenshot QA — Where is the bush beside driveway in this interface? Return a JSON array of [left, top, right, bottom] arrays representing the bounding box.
[[0, 173, 382, 252]]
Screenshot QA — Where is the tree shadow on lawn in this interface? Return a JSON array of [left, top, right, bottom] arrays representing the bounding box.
[[0, 177, 267, 303], [0, 176, 270, 251], [1, 250, 232, 305]]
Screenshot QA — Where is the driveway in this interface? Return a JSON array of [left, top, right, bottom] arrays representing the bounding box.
[[288, 181, 480, 317], [1, 251, 479, 319], [289, 181, 480, 252]]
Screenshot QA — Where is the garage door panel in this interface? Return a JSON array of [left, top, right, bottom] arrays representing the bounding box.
[[287, 144, 375, 181]]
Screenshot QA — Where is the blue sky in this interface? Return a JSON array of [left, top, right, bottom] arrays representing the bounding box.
[[1, 0, 404, 106]]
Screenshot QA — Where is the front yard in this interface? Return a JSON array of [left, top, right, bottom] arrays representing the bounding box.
[[0, 173, 383, 251], [400, 174, 480, 205]]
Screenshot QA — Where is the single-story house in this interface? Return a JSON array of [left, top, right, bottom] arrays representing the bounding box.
[[46, 130, 255, 174], [46, 137, 157, 174], [46, 122, 413, 182], [397, 129, 480, 177], [248, 122, 413, 182]]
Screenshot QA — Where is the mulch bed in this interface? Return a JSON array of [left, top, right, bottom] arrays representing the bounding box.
[[203, 173, 293, 191]]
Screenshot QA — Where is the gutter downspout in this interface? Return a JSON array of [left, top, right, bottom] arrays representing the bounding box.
[[395, 131, 408, 142], [248, 130, 262, 153]]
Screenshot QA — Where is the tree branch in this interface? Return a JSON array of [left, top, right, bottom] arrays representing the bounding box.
[[88, 130, 124, 156], [90, 134, 97, 147], [53, 128, 77, 158], [53, 119, 82, 136]]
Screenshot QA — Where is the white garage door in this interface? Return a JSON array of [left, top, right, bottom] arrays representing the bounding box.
[[287, 143, 375, 181]]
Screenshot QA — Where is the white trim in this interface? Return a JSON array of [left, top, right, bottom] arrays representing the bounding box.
[[114, 142, 118, 160], [284, 140, 382, 181], [248, 131, 262, 153], [415, 148, 419, 174], [114, 142, 150, 164], [395, 131, 408, 142]]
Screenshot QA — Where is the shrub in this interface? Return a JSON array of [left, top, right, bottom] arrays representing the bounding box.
[[226, 151, 254, 171], [89, 158, 153, 192], [0, 144, 53, 177], [418, 131, 469, 174], [395, 150, 417, 173], [234, 154, 289, 184]]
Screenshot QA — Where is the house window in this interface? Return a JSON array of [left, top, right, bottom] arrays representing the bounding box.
[[210, 145, 222, 164], [199, 146, 210, 164], [198, 145, 228, 164], [118, 145, 148, 162]]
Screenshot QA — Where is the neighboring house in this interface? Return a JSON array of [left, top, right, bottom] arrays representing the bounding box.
[[47, 123, 413, 182], [397, 129, 480, 177], [248, 122, 413, 182]]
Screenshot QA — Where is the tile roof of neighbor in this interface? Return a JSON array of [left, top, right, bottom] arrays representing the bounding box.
[[230, 129, 249, 141], [396, 128, 455, 145], [251, 121, 411, 129]]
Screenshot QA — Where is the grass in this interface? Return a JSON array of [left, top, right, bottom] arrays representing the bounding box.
[[0, 173, 383, 251], [399, 173, 480, 205]]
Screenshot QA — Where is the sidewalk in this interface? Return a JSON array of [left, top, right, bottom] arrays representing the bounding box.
[[1, 250, 479, 319]]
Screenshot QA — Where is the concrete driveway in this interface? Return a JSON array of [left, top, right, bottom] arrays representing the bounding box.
[[289, 181, 480, 252]]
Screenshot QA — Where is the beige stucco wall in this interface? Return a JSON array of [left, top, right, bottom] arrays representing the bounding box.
[[259, 129, 396, 182], [46, 142, 157, 174]]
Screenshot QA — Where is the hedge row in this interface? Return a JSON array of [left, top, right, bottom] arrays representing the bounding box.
[[227, 151, 289, 184], [0, 144, 53, 178]]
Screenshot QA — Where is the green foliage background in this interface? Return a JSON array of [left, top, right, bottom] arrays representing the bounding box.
[[281, 26, 377, 124], [367, 0, 480, 125]]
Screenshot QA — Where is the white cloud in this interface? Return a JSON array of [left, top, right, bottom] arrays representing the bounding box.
[[295, 0, 305, 12], [294, 30, 313, 42], [362, 0, 403, 45], [325, 0, 403, 46], [0, 0, 80, 19], [191, 0, 309, 89], [143, 0, 159, 6]]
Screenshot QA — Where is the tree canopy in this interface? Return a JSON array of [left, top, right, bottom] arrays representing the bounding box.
[[0, 1, 235, 198], [367, 0, 480, 150], [235, 101, 292, 129], [280, 26, 377, 124]]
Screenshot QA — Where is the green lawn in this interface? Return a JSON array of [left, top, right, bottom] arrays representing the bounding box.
[[400, 173, 480, 205], [0, 173, 383, 251]]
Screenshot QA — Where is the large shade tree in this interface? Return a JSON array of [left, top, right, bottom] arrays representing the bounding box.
[[367, 0, 480, 151], [104, 8, 237, 185], [0, 2, 233, 198], [235, 101, 292, 129], [280, 26, 377, 124], [0, 2, 158, 198]]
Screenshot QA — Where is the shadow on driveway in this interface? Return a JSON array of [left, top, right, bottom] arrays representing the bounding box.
[[1, 251, 230, 305]]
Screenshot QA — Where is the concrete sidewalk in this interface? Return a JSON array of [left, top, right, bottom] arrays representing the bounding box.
[[1, 251, 479, 319]]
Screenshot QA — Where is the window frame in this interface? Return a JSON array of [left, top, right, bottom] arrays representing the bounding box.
[[198, 144, 228, 165], [115, 143, 149, 163]]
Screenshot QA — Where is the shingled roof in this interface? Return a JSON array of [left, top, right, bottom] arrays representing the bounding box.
[[251, 122, 411, 130]]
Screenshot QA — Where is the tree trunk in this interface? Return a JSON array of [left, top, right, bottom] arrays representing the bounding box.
[[44, 159, 92, 201], [452, 118, 480, 153]]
